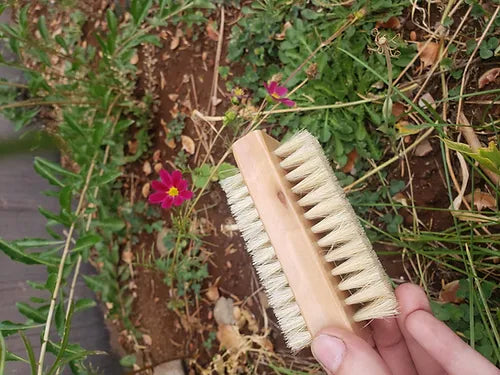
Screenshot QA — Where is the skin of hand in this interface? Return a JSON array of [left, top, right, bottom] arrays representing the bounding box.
[[311, 284, 500, 375]]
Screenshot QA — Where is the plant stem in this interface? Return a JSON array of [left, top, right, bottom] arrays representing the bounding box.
[[37, 155, 97, 375]]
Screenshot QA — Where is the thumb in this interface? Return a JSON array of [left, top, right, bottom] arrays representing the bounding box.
[[311, 328, 391, 375]]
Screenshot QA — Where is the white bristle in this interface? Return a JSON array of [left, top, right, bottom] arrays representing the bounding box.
[[220, 173, 312, 351], [220, 130, 397, 351]]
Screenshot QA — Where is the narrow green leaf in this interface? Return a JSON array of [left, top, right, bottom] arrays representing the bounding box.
[[34, 157, 80, 179], [34, 161, 63, 187], [106, 9, 118, 35], [39, 207, 69, 226], [0, 321, 44, 333], [20, 332, 36, 375], [38, 15, 49, 41], [0, 331, 5, 374], [5, 351, 28, 363], [74, 298, 96, 312], [55, 301, 65, 337], [54, 35, 68, 52], [96, 170, 122, 185], [14, 239, 64, 248], [94, 218, 125, 231], [59, 186, 72, 213], [46, 273, 57, 293], [62, 112, 86, 137], [73, 234, 101, 253], [0, 239, 57, 267], [47, 304, 75, 375], [16, 303, 46, 323]]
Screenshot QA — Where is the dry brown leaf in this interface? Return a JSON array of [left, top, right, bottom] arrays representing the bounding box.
[[465, 189, 497, 211], [206, 21, 219, 41], [417, 42, 439, 68], [142, 334, 152, 346], [206, 285, 220, 302], [128, 140, 138, 154], [342, 149, 358, 174], [122, 250, 133, 264], [410, 31, 417, 41], [141, 183, 150, 198], [168, 93, 179, 102], [376, 16, 401, 30], [274, 21, 292, 40], [439, 280, 464, 304], [154, 163, 163, 173], [143, 161, 152, 176], [241, 309, 259, 333], [392, 192, 408, 206], [392, 102, 406, 118], [478, 68, 500, 89], [418, 92, 436, 109], [166, 138, 176, 149], [414, 139, 433, 157], [153, 149, 161, 162], [181, 135, 195, 155], [160, 71, 166, 90], [216, 324, 243, 351], [170, 36, 180, 50], [130, 54, 139, 65]]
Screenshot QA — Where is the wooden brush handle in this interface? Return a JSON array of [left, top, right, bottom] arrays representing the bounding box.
[[233, 130, 363, 340]]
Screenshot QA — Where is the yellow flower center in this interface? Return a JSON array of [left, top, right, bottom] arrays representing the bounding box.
[[167, 187, 179, 197], [271, 92, 280, 99], [234, 88, 244, 96]]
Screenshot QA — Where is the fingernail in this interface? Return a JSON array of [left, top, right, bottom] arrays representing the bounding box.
[[311, 334, 346, 373]]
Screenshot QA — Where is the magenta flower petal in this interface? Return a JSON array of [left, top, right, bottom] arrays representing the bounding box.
[[275, 85, 288, 97], [151, 180, 168, 191], [171, 170, 182, 185], [149, 191, 167, 203], [173, 196, 184, 206], [267, 81, 277, 94], [159, 169, 172, 185], [177, 179, 188, 191], [161, 196, 174, 209], [280, 98, 296, 107], [180, 190, 193, 199]]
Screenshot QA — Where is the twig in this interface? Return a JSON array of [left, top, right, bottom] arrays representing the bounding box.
[[208, 6, 225, 116]]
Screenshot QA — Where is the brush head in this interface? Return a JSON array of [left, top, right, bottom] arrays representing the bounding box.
[[221, 130, 397, 351]]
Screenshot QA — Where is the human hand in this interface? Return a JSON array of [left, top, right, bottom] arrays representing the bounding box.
[[311, 283, 499, 375]]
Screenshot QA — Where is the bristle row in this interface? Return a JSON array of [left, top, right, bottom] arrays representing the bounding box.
[[275, 131, 398, 321], [220, 174, 312, 350]]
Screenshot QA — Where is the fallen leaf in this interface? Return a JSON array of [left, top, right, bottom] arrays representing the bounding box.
[[206, 21, 219, 41], [395, 121, 420, 135], [168, 94, 179, 102], [478, 68, 500, 89], [128, 140, 138, 154], [181, 135, 195, 155], [342, 149, 358, 173], [143, 161, 152, 176], [392, 192, 408, 206], [170, 36, 180, 50], [214, 297, 235, 325], [130, 54, 139, 65], [417, 42, 439, 68], [241, 309, 259, 333], [156, 227, 170, 256], [122, 250, 133, 264], [206, 285, 220, 302], [274, 21, 292, 40], [154, 163, 163, 173], [153, 149, 161, 162], [159, 30, 168, 40], [216, 324, 243, 351], [160, 71, 166, 90], [418, 92, 436, 109], [142, 334, 152, 346], [410, 31, 417, 41], [376, 16, 401, 30], [392, 102, 406, 118], [166, 138, 176, 149], [439, 280, 464, 303], [465, 189, 497, 211], [141, 183, 150, 198], [414, 139, 433, 156]]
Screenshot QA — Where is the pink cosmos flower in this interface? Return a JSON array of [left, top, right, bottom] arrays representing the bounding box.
[[264, 81, 295, 107], [148, 169, 193, 209]]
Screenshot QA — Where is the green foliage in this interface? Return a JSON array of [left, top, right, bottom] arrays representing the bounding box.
[[227, 0, 412, 167], [444, 139, 500, 175], [431, 279, 499, 365], [166, 113, 186, 141], [0, 1, 213, 373], [192, 162, 238, 189]]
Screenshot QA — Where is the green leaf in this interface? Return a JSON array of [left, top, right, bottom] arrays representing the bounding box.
[[47, 304, 75, 375], [74, 298, 96, 312], [217, 163, 238, 180], [130, 0, 153, 25], [0, 321, 43, 336], [20, 332, 36, 375], [73, 234, 101, 253], [0, 238, 57, 267], [59, 186, 72, 213], [106, 9, 118, 35], [480, 47, 493, 59], [55, 301, 65, 337], [0, 332, 4, 374], [192, 164, 213, 189], [443, 139, 500, 175], [38, 15, 49, 41], [192, 0, 216, 9], [96, 170, 122, 185], [16, 303, 46, 323], [14, 238, 64, 248], [120, 354, 136, 367], [94, 218, 125, 231], [46, 273, 57, 293]]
